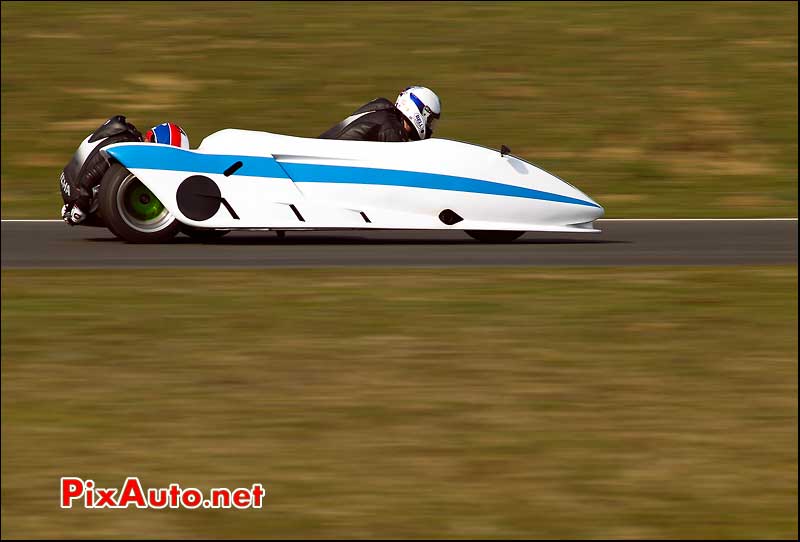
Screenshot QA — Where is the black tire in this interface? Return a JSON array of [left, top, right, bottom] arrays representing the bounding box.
[[465, 230, 525, 243], [98, 163, 180, 243], [180, 224, 230, 241]]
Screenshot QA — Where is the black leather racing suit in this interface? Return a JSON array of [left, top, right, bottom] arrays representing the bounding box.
[[318, 98, 419, 142], [60, 115, 142, 213]]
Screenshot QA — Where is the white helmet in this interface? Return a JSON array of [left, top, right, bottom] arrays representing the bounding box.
[[395, 86, 441, 140]]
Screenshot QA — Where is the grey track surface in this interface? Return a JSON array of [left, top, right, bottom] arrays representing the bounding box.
[[1, 220, 796, 268]]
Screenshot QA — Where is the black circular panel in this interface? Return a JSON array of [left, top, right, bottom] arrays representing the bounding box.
[[438, 209, 463, 225], [176, 175, 221, 221]]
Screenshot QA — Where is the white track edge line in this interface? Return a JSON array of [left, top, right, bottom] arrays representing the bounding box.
[[2, 218, 797, 223], [600, 218, 798, 221], [1, 218, 798, 223]]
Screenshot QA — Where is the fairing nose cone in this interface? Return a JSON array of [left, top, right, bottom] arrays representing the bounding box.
[[564, 193, 604, 230], [575, 186, 602, 213], [590, 199, 605, 219], [573, 189, 604, 220]]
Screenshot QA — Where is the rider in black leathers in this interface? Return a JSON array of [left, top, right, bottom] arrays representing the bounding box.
[[318, 87, 441, 142], [318, 98, 417, 142]]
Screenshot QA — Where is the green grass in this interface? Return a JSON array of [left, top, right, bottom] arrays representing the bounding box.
[[2, 267, 797, 539], [1, 1, 797, 218]]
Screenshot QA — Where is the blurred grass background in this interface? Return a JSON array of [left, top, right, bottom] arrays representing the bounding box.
[[1, 1, 797, 218], [2, 267, 797, 538]]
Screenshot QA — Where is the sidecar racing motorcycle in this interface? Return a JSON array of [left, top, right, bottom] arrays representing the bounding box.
[[60, 117, 604, 243]]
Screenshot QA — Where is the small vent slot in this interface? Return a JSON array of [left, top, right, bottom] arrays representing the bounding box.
[[289, 204, 305, 222], [220, 198, 239, 219], [438, 209, 463, 225], [360, 211, 371, 223], [197, 193, 239, 220], [224, 161, 243, 177]]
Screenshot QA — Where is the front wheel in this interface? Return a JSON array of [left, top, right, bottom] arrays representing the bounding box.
[[98, 163, 180, 243], [465, 230, 525, 243]]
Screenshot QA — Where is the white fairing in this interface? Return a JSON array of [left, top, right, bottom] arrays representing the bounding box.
[[103, 129, 603, 232]]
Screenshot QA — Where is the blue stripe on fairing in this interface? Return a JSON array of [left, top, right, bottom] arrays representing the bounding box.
[[105, 144, 288, 178], [105, 144, 599, 207], [281, 163, 601, 208]]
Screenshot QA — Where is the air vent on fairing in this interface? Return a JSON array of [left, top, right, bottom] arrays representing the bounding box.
[[438, 209, 463, 225]]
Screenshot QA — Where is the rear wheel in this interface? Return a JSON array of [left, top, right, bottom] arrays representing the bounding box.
[[466, 230, 525, 243], [99, 163, 180, 243]]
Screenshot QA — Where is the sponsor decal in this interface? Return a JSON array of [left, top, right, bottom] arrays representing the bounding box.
[[60, 171, 70, 196]]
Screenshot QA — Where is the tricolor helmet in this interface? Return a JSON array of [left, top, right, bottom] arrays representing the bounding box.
[[395, 86, 441, 140], [144, 122, 190, 149]]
